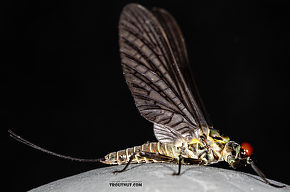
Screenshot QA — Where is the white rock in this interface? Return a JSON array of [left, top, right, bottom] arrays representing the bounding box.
[[29, 163, 288, 192]]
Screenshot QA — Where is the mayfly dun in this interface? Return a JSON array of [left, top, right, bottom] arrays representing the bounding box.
[[9, 3, 285, 188]]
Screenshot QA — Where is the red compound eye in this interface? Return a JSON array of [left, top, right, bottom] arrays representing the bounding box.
[[241, 142, 253, 157]]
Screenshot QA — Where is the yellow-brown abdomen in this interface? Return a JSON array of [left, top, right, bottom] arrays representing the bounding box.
[[101, 142, 179, 165]]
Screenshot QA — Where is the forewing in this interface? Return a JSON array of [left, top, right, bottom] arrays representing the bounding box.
[[119, 4, 207, 143], [152, 7, 213, 128]]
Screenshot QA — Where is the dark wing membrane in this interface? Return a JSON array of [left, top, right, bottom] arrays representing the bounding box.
[[152, 8, 213, 128], [119, 4, 208, 143]]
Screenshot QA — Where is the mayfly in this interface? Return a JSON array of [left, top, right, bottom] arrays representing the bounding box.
[[9, 3, 285, 188]]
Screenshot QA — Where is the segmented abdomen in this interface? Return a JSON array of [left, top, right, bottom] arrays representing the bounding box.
[[101, 142, 179, 165]]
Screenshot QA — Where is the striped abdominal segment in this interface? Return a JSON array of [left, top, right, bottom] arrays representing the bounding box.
[[101, 142, 180, 165]]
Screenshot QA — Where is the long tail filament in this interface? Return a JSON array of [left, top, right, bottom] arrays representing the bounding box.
[[8, 129, 102, 163]]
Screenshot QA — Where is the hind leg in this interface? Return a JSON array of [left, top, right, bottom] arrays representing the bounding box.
[[113, 152, 136, 174], [113, 151, 174, 173]]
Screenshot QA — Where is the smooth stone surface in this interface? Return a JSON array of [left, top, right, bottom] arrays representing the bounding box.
[[29, 163, 289, 192]]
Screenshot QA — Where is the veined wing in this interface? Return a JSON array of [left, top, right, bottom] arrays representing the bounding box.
[[119, 4, 209, 143], [152, 7, 213, 128]]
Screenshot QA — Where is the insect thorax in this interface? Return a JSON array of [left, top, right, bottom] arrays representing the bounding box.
[[183, 128, 231, 164]]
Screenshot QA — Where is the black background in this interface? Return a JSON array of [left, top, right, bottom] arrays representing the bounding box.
[[5, 0, 289, 191]]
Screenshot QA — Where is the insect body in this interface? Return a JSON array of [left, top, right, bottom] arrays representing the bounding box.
[[97, 4, 284, 187], [9, 3, 285, 188], [101, 129, 230, 167], [101, 3, 253, 172]]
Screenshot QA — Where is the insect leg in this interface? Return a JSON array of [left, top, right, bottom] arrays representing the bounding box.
[[113, 151, 175, 174], [172, 155, 182, 175], [183, 158, 203, 165], [113, 152, 136, 174], [139, 151, 175, 162], [250, 161, 286, 188]]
